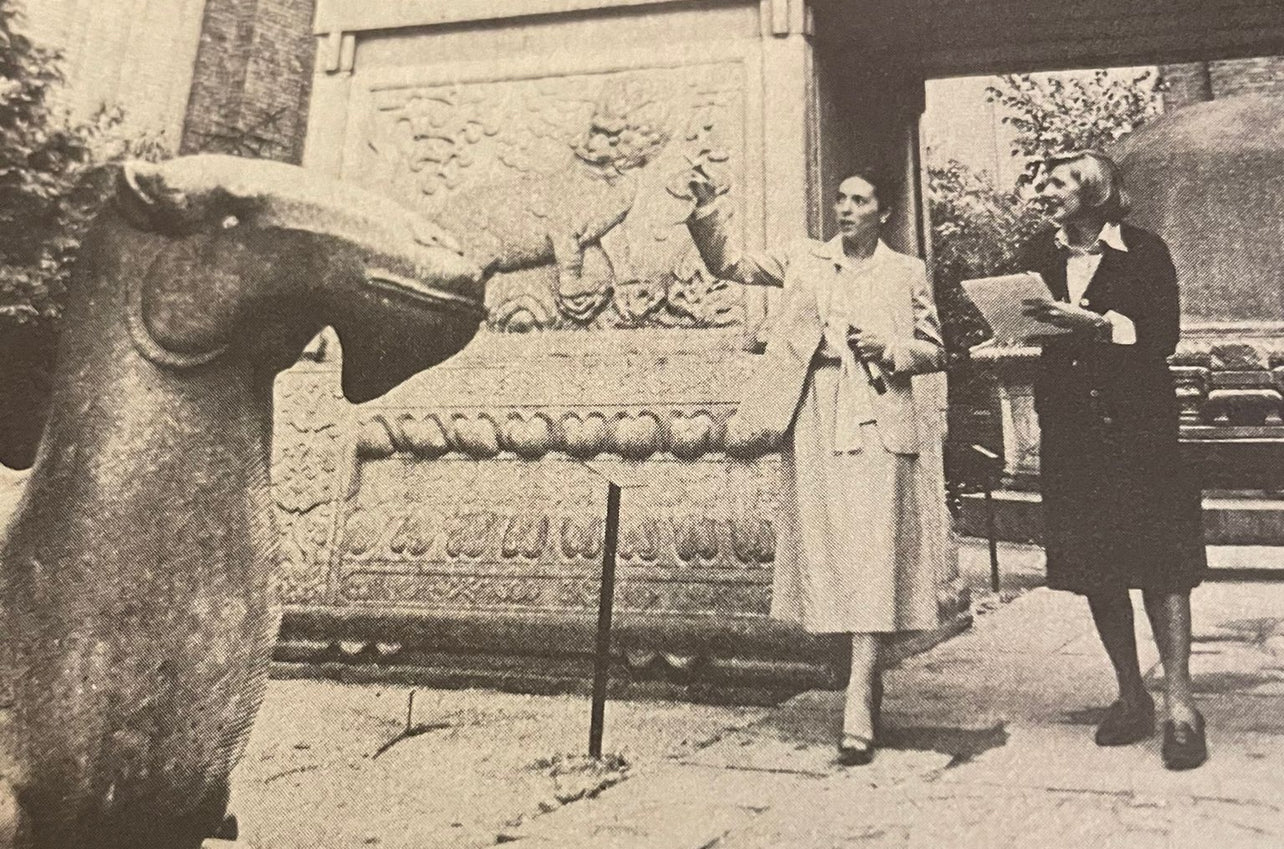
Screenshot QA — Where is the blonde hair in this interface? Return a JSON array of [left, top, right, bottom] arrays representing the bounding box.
[[1042, 150, 1131, 222]]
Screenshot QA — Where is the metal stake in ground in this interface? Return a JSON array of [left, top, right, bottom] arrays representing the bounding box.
[[971, 444, 1003, 593], [589, 482, 622, 759]]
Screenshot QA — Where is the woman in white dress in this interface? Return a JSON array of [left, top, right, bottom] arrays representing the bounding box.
[[686, 167, 948, 765]]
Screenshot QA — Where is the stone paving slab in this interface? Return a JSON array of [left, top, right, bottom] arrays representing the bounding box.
[[931, 723, 1284, 807], [678, 730, 955, 782], [505, 727, 1284, 849], [714, 780, 1284, 849], [499, 766, 782, 849], [204, 572, 1284, 849], [498, 583, 1284, 849]]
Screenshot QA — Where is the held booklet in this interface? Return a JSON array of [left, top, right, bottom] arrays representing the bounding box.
[[962, 272, 1072, 348]]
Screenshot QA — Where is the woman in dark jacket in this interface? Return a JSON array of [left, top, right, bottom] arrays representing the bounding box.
[[1021, 151, 1208, 770]]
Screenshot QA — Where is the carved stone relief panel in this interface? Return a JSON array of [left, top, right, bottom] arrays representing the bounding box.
[[343, 59, 751, 331], [270, 335, 968, 627], [335, 428, 782, 616]]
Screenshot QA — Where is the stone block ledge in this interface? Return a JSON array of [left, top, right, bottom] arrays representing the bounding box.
[[973, 334, 1284, 427], [355, 406, 767, 461], [274, 603, 971, 700]]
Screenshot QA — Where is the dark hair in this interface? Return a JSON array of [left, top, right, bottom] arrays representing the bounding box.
[[1041, 150, 1131, 222]]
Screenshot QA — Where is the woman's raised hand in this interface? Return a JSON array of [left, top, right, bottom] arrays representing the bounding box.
[[688, 163, 729, 209]]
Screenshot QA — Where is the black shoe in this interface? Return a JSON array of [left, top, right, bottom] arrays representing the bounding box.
[[837, 734, 875, 766], [1162, 711, 1207, 771], [1094, 693, 1156, 746]]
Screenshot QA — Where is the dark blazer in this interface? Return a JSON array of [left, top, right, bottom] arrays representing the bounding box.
[[1018, 223, 1180, 426], [1018, 223, 1205, 594]]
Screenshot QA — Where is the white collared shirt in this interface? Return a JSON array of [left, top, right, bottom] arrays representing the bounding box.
[[1055, 222, 1136, 345], [818, 237, 893, 440]]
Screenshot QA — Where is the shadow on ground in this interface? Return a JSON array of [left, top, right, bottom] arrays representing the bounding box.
[[1191, 670, 1284, 694], [1206, 617, 1284, 643], [761, 693, 1010, 765], [1058, 703, 1119, 726], [879, 723, 1009, 766]]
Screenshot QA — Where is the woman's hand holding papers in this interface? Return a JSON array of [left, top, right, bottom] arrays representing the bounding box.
[[1022, 297, 1110, 336]]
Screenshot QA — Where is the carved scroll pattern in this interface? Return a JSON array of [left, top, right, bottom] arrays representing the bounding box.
[[353, 62, 748, 331], [332, 408, 782, 616], [352, 407, 761, 462]]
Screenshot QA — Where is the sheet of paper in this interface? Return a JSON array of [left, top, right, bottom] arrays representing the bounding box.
[[962, 272, 1072, 348]]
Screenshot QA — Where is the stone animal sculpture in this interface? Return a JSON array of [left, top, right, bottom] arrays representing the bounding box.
[[0, 154, 488, 849], [434, 86, 669, 324]]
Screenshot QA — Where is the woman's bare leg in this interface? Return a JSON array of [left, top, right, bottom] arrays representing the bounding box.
[[842, 633, 879, 741]]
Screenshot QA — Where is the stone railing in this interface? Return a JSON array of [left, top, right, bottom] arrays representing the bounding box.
[[970, 335, 1284, 491]]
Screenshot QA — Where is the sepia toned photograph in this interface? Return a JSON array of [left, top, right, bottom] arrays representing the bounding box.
[[0, 0, 1282, 846]]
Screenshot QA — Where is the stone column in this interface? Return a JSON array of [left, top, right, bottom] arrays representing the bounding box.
[[748, 0, 814, 341], [180, 0, 316, 162], [1159, 62, 1214, 111]]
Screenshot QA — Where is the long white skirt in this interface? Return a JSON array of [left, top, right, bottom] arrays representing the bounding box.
[[771, 364, 945, 634]]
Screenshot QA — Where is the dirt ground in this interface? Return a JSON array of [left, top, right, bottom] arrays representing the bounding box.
[[225, 681, 766, 848]]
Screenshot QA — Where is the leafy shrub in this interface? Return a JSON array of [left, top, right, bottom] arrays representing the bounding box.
[[930, 69, 1164, 307], [0, 0, 167, 330], [988, 69, 1164, 179], [928, 158, 1045, 361]]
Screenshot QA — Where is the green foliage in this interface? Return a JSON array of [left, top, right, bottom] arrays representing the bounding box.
[[986, 69, 1164, 185], [928, 158, 1043, 357], [0, 1, 167, 329]]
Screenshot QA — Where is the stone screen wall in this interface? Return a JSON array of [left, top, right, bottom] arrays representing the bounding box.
[[266, 0, 967, 690]]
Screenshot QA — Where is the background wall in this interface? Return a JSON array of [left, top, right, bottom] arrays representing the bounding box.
[[21, 0, 207, 148]]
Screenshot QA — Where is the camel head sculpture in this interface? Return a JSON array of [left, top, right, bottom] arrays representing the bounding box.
[[0, 154, 487, 849], [110, 154, 486, 402]]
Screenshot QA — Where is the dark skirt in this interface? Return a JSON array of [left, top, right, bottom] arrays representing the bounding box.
[[1039, 411, 1207, 595]]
